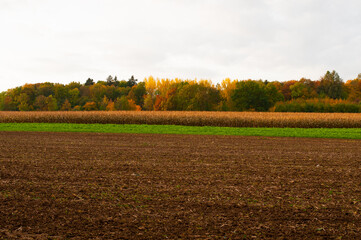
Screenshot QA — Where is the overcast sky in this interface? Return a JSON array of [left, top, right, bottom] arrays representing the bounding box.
[[1, 0, 361, 92]]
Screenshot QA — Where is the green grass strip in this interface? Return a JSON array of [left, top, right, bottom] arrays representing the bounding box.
[[0, 123, 361, 139]]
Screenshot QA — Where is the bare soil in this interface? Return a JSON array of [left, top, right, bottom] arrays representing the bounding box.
[[0, 132, 361, 239]]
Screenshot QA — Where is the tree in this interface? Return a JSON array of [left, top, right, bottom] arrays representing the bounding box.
[[143, 94, 154, 111], [99, 96, 109, 110], [89, 83, 107, 103], [231, 80, 271, 111], [34, 95, 48, 111], [54, 84, 67, 107], [318, 70, 345, 99], [69, 88, 80, 107], [46, 95, 58, 111], [18, 93, 32, 111], [83, 101, 97, 111], [106, 100, 115, 111], [127, 75, 138, 87], [21, 84, 36, 104], [106, 75, 114, 86], [290, 82, 308, 99], [346, 78, 361, 103], [36, 82, 54, 97], [114, 96, 139, 110], [265, 82, 284, 106], [220, 78, 237, 111], [281, 80, 297, 101], [128, 82, 146, 108], [61, 99, 72, 111], [85, 78, 94, 86], [0, 92, 5, 111], [145, 76, 157, 97]]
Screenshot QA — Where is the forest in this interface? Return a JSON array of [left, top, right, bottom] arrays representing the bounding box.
[[1, 71, 361, 112]]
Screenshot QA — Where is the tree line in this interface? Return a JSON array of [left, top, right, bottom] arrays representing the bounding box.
[[1, 71, 361, 112]]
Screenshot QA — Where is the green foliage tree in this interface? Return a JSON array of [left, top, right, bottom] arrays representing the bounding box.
[[99, 96, 109, 110], [54, 84, 68, 107], [265, 82, 284, 106], [114, 96, 138, 110], [231, 80, 271, 111], [318, 70, 345, 99], [176, 83, 222, 111], [68, 88, 80, 107], [37, 82, 54, 97], [46, 95, 58, 111]]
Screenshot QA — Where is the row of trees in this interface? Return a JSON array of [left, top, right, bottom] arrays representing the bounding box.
[[1, 71, 361, 112]]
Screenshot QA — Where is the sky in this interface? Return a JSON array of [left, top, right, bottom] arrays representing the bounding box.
[[1, 0, 361, 92]]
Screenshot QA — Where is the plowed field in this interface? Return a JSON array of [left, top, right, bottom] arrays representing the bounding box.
[[1, 132, 361, 239]]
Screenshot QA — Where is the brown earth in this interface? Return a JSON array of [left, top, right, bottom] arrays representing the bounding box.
[[0, 132, 361, 239]]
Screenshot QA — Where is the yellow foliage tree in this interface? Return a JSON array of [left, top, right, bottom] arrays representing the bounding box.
[[220, 78, 237, 110], [106, 100, 115, 111]]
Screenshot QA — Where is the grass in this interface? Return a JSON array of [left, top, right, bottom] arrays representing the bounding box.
[[0, 123, 361, 139]]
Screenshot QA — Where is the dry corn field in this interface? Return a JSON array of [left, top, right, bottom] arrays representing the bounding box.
[[1, 111, 361, 128]]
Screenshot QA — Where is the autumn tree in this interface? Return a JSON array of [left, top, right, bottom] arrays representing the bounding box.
[[18, 93, 32, 111], [281, 80, 297, 101], [219, 78, 237, 111], [83, 101, 97, 111], [106, 100, 115, 111], [21, 84, 36, 104], [143, 76, 157, 110], [61, 99, 72, 111], [34, 95, 48, 110], [128, 82, 146, 108], [346, 75, 361, 103]]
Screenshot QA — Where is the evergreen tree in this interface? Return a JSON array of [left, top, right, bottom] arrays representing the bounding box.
[[85, 78, 94, 86]]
